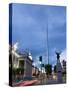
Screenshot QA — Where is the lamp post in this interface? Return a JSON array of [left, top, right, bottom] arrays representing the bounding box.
[[39, 56, 43, 84], [42, 64, 45, 83], [33, 63, 36, 78], [39, 56, 42, 73]]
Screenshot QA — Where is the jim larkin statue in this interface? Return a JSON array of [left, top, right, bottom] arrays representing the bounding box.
[[56, 52, 62, 83]]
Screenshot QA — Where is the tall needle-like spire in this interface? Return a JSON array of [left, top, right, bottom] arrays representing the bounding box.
[[46, 16, 49, 64]]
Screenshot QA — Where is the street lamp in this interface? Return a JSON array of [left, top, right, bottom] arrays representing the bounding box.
[[33, 63, 36, 77], [39, 56, 43, 84], [39, 56, 42, 73]]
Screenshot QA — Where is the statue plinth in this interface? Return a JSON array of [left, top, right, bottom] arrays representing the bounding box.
[[56, 52, 62, 83]]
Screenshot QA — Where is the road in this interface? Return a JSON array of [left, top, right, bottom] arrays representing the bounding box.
[[12, 77, 66, 86]]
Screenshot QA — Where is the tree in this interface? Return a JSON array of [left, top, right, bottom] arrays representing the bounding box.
[[45, 64, 52, 75], [12, 68, 24, 76], [33, 73, 36, 76]]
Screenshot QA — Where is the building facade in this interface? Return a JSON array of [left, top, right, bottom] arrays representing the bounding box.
[[9, 45, 33, 80]]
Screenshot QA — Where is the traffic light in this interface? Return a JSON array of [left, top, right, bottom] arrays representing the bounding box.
[[39, 56, 42, 62]]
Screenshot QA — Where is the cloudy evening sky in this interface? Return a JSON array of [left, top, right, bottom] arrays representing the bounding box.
[[11, 3, 66, 67]]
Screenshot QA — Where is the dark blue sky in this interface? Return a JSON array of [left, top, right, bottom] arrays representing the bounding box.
[[12, 3, 66, 67]]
